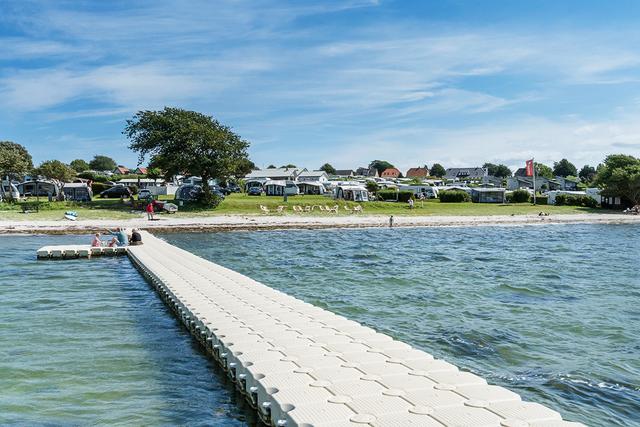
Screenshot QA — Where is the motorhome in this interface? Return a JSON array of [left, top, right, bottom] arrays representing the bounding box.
[[401, 185, 439, 199], [17, 180, 61, 198], [1, 180, 20, 200], [264, 180, 299, 196], [335, 185, 369, 202], [62, 182, 93, 201]]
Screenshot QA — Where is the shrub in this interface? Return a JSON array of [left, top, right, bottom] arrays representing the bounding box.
[[534, 195, 548, 205], [127, 184, 138, 195], [555, 194, 598, 208], [439, 190, 471, 203], [197, 191, 222, 208], [509, 189, 530, 203], [377, 190, 414, 202], [91, 182, 110, 194]]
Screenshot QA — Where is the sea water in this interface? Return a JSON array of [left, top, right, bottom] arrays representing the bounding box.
[[1, 224, 639, 426]]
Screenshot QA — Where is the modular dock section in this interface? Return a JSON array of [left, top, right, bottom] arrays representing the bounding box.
[[37, 244, 128, 259], [38, 233, 583, 426]]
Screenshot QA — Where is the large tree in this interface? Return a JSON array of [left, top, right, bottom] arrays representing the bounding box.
[[369, 160, 395, 176], [553, 158, 578, 177], [579, 165, 596, 183], [535, 162, 554, 179], [483, 162, 512, 178], [124, 107, 250, 204], [0, 141, 33, 200], [89, 155, 117, 171], [35, 160, 76, 182], [319, 163, 336, 175], [70, 159, 90, 173], [430, 163, 446, 177], [594, 154, 640, 205]]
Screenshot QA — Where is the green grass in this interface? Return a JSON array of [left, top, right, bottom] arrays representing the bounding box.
[[0, 193, 605, 221]]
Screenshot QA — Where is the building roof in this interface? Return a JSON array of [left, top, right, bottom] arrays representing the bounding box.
[[135, 167, 148, 174], [471, 187, 506, 192], [355, 167, 378, 177], [444, 167, 487, 179], [381, 167, 401, 175], [114, 166, 130, 174], [245, 168, 303, 179], [298, 170, 328, 178], [406, 167, 429, 178], [334, 169, 355, 176]]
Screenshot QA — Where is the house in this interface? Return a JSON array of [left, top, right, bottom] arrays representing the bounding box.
[[405, 167, 429, 178], [113, 166, 130, 175], [471, 187, 506, 203], [555, 176, 579, 191], [507, 176, 561, 191], [444, 167, 487, 181], [245, 167, 305, 181], [297, 170, 329, 183], [134, 167, 148, 175], [334, 169, 355, 178], [381, 168, 401, 178], [482, 175, 504, 187], [355, 167, 379, 177]]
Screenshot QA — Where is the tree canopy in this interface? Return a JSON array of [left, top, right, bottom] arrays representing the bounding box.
[[70, 159, 90, 173], [0, 141, 33, 179], [35, 160, 76, 182], [267, 165, 276, 169], [553, 158, 577, 177], [89, 155, 117, 171], [124, 107, 250, 203], [430, 163, 446, 177], [535, 163, 554, 179], [578, 165, 596, 182], [594, 154, 640, 205], [368, 160, 394, 176], [483, 162, 512, 178], [319, 163, 336, 175], [280, 164, 297, 168]]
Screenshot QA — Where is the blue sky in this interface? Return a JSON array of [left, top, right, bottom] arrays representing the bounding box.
[[2, 0, 640, 172]]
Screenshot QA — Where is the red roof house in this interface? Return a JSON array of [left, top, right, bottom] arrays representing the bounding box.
[[381, 168, 401, 178], [406, 167, 429, 178]]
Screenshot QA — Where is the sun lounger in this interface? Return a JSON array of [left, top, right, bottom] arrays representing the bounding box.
[[259, 205, 270, 214]]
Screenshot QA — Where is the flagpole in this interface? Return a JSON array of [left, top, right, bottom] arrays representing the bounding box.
[[532, 157, 537, 205]]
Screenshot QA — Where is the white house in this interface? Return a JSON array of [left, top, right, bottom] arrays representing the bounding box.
[[245, 167, 305, 181], [297, 170, 329, 183]]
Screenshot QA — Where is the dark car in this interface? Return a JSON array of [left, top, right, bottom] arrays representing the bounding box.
[[224, 183, 241, 194], [247, 187, 263, 196], [100, 186, 132, 198]]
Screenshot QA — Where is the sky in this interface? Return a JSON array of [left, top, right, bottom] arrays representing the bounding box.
[[1, 0, 640, 173]]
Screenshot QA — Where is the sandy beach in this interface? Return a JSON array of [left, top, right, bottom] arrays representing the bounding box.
[[1, 212, 638, 234]]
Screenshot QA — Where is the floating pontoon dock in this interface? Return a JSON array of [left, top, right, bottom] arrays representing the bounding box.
[[38, 233, 583, 426], [37, 244, 128, 258]]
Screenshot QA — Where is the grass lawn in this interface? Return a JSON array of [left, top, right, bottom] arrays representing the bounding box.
[[0, 193, 605, 221]]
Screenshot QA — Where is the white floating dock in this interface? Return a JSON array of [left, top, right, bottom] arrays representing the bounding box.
[[38, 232, 584, 426], [126, 232, 583, 427], [37, 245, 128, 259]]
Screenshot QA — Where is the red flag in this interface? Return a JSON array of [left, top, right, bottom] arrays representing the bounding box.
[[525, 159, 534, 177]]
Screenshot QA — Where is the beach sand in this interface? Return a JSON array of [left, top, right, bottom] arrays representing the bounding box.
[[1, 212, 638, 234]]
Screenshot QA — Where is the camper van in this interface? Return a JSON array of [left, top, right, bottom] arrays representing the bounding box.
[[402, 185, 439, 199], [1, 180, 20, 200]]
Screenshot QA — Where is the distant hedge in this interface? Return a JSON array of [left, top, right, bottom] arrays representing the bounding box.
[[91, 182, 110, 194], [439, 190, 471, 203], [555, 194, 598, 208], [377, 190, 415, 203], [507, 189, 530, 203]]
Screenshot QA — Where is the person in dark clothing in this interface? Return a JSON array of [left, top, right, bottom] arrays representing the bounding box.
[[129, 229, 143, 245]]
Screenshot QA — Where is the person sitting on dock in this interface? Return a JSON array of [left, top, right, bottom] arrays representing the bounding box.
[[91, 233, 102, 247], [106, 227, 128, 246], [129, 229, 143, 246], [107, 237, 119, 247]]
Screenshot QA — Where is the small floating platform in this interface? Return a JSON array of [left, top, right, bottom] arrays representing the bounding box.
[[37, 245, 128, 259]]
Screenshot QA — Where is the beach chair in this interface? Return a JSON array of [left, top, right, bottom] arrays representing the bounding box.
[[353, 205, 363, 214], [304, 205, 312, 212], [329, 205, 338, 213], [276, 205, 286, 213], [344, 205, 352, 213], [260, 205, 270, 214], [292, 205, 302, 213]]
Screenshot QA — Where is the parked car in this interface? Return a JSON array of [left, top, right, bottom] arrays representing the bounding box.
[[138, 189, 152, 200], [223, 183, 241, 194], [100, 186, 132, 198], [247, 187, 263, 196]]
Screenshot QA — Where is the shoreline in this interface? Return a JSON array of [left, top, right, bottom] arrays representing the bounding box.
[[1, 212, 638, 235]]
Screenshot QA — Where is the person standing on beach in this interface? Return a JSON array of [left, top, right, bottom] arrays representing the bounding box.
[[389, 215, 394, 227], [146, 202, 154, 220]]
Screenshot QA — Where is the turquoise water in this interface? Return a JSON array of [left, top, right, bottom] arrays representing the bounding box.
[[162, 224, 640, 427], [1, 225, 639, 426], [0, 235, 256, 426]]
